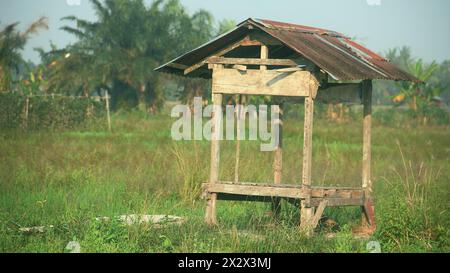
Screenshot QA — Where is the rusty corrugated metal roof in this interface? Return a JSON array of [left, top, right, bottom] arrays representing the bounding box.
[[155, 18, 419, 82]]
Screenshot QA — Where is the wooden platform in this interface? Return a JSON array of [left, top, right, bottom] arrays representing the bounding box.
[[202, 182, 365, 207]]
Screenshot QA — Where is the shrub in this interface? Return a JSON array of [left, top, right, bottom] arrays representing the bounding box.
[[0, 92, 106, 130]]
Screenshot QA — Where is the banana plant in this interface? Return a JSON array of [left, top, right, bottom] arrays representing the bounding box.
[[393, 59, 439, 111]]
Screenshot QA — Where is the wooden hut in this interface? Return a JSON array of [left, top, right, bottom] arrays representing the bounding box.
[[156, 18, 419, 233]]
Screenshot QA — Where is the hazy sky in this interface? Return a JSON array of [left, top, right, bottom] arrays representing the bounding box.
[[1, 0, 449, 64]]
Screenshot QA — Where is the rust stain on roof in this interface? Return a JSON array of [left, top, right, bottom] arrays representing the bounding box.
[[155, 18, 420, 83]]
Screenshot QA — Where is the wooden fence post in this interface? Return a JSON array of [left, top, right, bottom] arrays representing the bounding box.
[[105, 91, 112, 132], [24, 96, 29, 129]]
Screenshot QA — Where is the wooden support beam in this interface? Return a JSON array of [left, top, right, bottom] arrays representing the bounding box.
[[260, 45, 268, 71], [300, 91, 316, 233], [361, 80, 375, 230], [205, 88, 223, 226], [234, 95, 243, 183], [311, 200, 328, 230], [206, 56, 301, 67], [362, 80, 372, 192], [184, 36, 251, 75], [301, 96, 314, 189]]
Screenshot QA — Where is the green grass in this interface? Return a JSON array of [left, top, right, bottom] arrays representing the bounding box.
[[0, 110, 448, 253]]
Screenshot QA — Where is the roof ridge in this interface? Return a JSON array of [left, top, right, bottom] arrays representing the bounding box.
[[247, 18, 347, 38]]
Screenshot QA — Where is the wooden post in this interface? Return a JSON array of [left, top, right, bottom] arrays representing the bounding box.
[[234, 95, 242, 183], [361, 80, 375, 228], [260, 45, 268, 71], [205, 90, 223, 226], [272, 102, 283, 216], [362, 80, 372, 191], [105, 91, 112, 132], [24, 96, 29, 129], [300, 95, 315, 232]]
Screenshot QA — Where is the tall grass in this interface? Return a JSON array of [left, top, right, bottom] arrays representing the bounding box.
[[0, 109, 448, 253]]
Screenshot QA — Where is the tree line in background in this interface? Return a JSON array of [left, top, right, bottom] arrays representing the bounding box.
[[0, 0, 449, 121], [1, 0, 235, 113]]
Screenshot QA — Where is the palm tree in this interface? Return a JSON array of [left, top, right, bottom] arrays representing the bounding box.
[[0, 17, 48, 91], [58, 0, 189, 110]]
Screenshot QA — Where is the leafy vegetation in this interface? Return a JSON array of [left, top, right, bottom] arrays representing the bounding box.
[[0, 93, 106, 130]]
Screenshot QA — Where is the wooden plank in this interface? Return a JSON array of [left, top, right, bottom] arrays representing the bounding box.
[[205, 91, 223, 226], [310, 188, 364, 199], [205, 183, 304, 199], [275, 67, 305, 73], [311, 198, 364, 207], [212, 69, 313, 96], [184, 36, 250, 75], [316, 83, 362, 104], [203, 182, 364, 199], [206, 56, 300, 67]]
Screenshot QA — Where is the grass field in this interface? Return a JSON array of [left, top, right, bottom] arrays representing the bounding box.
[[0, 108, 449, 253]]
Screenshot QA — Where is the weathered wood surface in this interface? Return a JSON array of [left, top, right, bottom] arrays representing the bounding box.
[[361, 80, 375, 230], [205, 92, 223, 226], [273, 104, 283, 185], [311, 200, 328, 230], [234, 95, 244, 183], [316, 83, 362, 104], [184, 36, 251, 75], [206, 56, 301, 67], [300, 93, 316, 231], [310, 197, 364, 207], [260, 43, 269, 71], [203, 182, 365, 200], [362, 80, 372, 192], [301, 96, 314, 189], [286, 197, 364, 207], [212, 69, 314, 96]]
